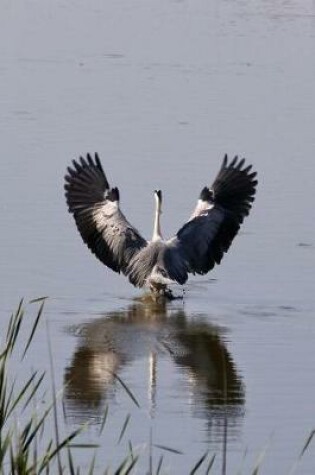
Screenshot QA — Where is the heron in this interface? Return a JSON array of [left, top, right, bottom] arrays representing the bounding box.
[[64, 154, 257, 299]]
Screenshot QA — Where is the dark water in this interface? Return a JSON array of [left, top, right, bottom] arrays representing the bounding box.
[[1, 0, 315, 473]]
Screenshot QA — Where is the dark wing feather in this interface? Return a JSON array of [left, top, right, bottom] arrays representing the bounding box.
[[64, 153, 147, 274], [165, 155, 257, 280]]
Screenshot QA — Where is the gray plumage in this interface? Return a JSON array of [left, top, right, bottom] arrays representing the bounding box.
[[64, 153, 257, 296]]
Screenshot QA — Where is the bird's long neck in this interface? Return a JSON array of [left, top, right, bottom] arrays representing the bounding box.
[[152, 191, 163, 241]]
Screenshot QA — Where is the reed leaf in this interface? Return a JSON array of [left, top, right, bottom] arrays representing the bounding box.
[[98, 404, 109, 436], [112, 372, 140, 409], [22, 372, 46, 411], [153, 444, 183, 455], [189, 451, 209, 474], [123, 455, 139, 475], [128, 440, 134, 462], [29, 297, 49, 304], [87, 452, 97, 475], [6, 299, 23, 343], [5, 372, 39, 421], [118, 414, 131, 444], [22, 300, 45, 359], [67, 446, 76, 475], [113, 453, 139, 475], [299, 429, 315, 458], [156, 455, 164, 475], [206, 454, 216, 474], [38, 427, 83, 473]]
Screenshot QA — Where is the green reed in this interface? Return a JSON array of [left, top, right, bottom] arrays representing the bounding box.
[[0, 298, 97, 474]]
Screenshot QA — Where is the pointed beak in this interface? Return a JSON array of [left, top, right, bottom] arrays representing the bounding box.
[[154, 189, 162, 200]]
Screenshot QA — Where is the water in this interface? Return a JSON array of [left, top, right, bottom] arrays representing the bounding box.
[[1, 0, 315, 473]]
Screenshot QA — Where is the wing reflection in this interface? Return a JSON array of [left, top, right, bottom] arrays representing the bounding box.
[[64, 298, 244, 426]]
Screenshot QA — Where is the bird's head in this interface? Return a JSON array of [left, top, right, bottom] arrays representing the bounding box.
[[154, 189, 162, 200], [154, 189, 162, 212]]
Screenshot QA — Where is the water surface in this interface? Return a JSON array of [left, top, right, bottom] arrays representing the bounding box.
[[1, 0, 315, 473]]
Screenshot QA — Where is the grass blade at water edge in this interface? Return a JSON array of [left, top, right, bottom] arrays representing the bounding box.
[[189, 451, 209, 474], [113, 372, 140, 409], [67, 446, 76, 475], [128, 440, 134, 462], [87, 452, 97, 475], [289, 429, 315, 475], [23, 371, 46, 411], [29, 297, 49, 304], [46, 319, 62, 474], [124, 455, 140, 475], [5, 372, 40, 421], [6, 299, 23, 346], [156, 455, 164, 475], [206, 454, 216, 474], [37, 427, 83, 474], [98, 404, 109, 436], [22, 300, 45, 359], [113, 453, 140, 475], [299, 429, 315, 458], [153, 444, 183, 455], [118, 414, 131, 444]]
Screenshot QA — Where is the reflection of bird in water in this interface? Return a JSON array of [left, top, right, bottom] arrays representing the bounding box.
[[64, 299, 244, 429], [64, 154, 257, 299]]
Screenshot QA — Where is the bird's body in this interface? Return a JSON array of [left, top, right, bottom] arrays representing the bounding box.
[[64, 154, 257, 298]]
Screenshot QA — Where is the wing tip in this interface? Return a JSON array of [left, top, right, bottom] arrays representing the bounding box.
[[222, 154, 257, 175], [65, 153, 110, 188]]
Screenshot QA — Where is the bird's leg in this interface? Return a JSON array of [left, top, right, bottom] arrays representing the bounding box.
[[163, 287, 174, 300], [149, 282, 172, 300], [149, 283, 164, 302], [149, 283, 184, 301]]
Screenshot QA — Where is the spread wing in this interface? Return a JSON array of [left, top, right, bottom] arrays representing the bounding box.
[[163, 155, 258, 283], [64, 154, 147, 274]]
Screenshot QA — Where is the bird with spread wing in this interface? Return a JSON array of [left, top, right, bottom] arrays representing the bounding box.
[[64, 154, 257, 299]]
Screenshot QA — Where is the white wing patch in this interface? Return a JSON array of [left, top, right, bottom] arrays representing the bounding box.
[[189, 199, 214, 221]]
